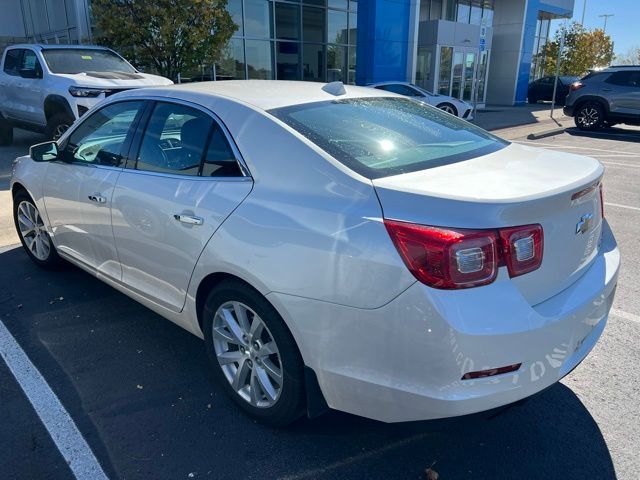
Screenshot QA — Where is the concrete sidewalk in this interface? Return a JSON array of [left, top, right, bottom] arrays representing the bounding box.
[[473, 103, 571, 139]]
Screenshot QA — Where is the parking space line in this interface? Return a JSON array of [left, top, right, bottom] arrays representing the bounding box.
[[278, 433, 429, 480], [605, 202, 640, 212], [611, 309, 640, 324], [600, 161, 640, 168], [0, 320, 109, 480], [515, 141, 638, 155]]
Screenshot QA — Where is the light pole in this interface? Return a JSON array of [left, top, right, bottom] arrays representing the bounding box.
[[598, 13, 614, 33], [581, 0, 587, 25]]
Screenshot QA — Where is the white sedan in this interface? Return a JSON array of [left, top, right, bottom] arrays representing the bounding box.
[[369, 81, 474, 119], [11, 80, 619, 425]]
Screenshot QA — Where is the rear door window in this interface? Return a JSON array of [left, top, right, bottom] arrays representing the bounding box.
[[270, 97, 507, 179], [375, 84, 423, 97], [136, 103, 214, 176]]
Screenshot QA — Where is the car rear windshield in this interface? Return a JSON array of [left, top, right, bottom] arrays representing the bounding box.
[[269, 97, 507, 179], [41, 49, 136, 74]]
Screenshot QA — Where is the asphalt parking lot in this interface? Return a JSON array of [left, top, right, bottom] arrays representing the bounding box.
[[1, 125, 639, 479]]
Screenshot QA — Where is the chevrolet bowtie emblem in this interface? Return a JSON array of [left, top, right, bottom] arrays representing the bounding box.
[[576, 213, 593, 235]]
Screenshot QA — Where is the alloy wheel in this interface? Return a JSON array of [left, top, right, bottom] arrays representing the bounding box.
[[576, 107, 600, 128], [439, 105, 456, 115], [212, 301, 283, 408], [53, 124, 69, 140], [16, 200, 50, 261]]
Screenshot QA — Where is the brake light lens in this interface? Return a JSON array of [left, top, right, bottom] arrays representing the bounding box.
[[498, 224, 544, 277], [570, 81, 584, 91], [384, 220, 544, 289]]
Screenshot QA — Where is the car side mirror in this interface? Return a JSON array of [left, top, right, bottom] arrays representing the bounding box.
[[30, 141, 58, 162], [19, 68, 40, 79]]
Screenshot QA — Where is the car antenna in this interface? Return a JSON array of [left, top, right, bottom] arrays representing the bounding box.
[[322, 81, 346, 96]]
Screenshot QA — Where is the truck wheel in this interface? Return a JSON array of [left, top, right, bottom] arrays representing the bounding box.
[[46, 113, 74, 140], [0, 118, 13, 146]]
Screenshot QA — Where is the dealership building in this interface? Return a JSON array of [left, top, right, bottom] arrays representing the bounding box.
[[2, 0, 573, 105]]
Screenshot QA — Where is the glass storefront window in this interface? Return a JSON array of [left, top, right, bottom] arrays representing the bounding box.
[[212, 0, 356, 82], [348, 12, 357, 44], [246, 40, 274, 79], [470, 1, 482, 25], [416, 47, 432, 89], [477, 49, 489, 102], [462, 52, 476, 101], [438, 46, 453, 94], [348, 47, 356, 84], [217, 38, 245, 80], [244, 0, 273, 38], [327, 44, 347, 82], [456, 0, 470, 23], [481, 1, 494, 26], [228, 0, 243, 35], [328, 9, 348, 44], [275, 3, 300, 40], [277, 42, 300, 79], [303, 6, 325, 42], [443, 0, 456, 21], [303, 44, 325, 81], [429, 0, 442, 20], [328, 0, 347, 8], [450, 51, 463, 98]]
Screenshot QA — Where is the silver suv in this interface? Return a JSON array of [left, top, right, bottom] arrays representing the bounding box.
[[564, 66, 640, 130]]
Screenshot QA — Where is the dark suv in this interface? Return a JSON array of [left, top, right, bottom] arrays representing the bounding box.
[[564, 66, 640, 130]]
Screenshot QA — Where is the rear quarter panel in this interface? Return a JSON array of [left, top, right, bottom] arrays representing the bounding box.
[[186, 97, 416, 310]]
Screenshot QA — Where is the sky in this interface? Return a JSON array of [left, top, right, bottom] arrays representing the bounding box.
[[550, 0, 638, 57]]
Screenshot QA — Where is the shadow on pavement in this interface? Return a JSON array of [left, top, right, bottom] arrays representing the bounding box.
[[0, 246, 616, 480], [566, 126, 640, 144]]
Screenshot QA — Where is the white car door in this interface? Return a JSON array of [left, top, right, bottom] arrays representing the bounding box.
[[0, 48, 25, 120], [43, 100, 145, 278], [111, 100, 252, 312], [12, 49, 45, 125]]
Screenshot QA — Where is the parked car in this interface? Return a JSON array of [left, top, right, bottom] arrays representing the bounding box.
[[527, 75, 578, 104], [564, 66, 640, 130], [11, 81, 619, 425], [0, 44, 172, 145], [369, 81, 474, 119]]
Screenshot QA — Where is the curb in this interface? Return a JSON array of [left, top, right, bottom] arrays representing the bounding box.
[[526, 127, 566, 140]]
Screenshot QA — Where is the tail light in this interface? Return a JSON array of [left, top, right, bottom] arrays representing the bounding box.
[[570, 82, 584, 91], [498, 225, 544, 277], [384, 220, 543, 290]]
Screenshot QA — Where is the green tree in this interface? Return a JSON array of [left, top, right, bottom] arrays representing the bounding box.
[[91, 0, 237, 81], [538, 22, 614, 77]]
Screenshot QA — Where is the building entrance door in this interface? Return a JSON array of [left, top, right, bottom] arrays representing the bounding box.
[[436, 45, 489, 105]]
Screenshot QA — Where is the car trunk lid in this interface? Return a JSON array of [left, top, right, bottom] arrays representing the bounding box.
[[373, 143, 605, 305]]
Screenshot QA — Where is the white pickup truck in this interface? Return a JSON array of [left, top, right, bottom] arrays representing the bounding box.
[[0, 44, 172, 145]]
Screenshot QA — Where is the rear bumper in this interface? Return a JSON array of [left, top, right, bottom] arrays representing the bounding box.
[[268, 223, 620, 422]]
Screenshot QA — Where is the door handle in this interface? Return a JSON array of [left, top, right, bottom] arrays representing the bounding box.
[[174, 214, 204, 225], [88, 194, 106, 204]]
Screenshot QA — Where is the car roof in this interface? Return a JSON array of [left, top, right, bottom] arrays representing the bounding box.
[[369, 81, 415, 87], [117, 80, 396, 111], [6, 44, 111, 51]]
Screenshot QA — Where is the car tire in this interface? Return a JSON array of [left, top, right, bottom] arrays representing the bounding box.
[[45, 113, 74, 140], [436, 103, 458, 116], [574, 102, 605, 131], [13, 190, 64, 269], [203, 279, 306, 426], [0, 117, 13, 146]]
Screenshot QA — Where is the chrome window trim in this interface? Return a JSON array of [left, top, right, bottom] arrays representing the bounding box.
[[129, 95, 251, 178], [57, 95, 252, 179]]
